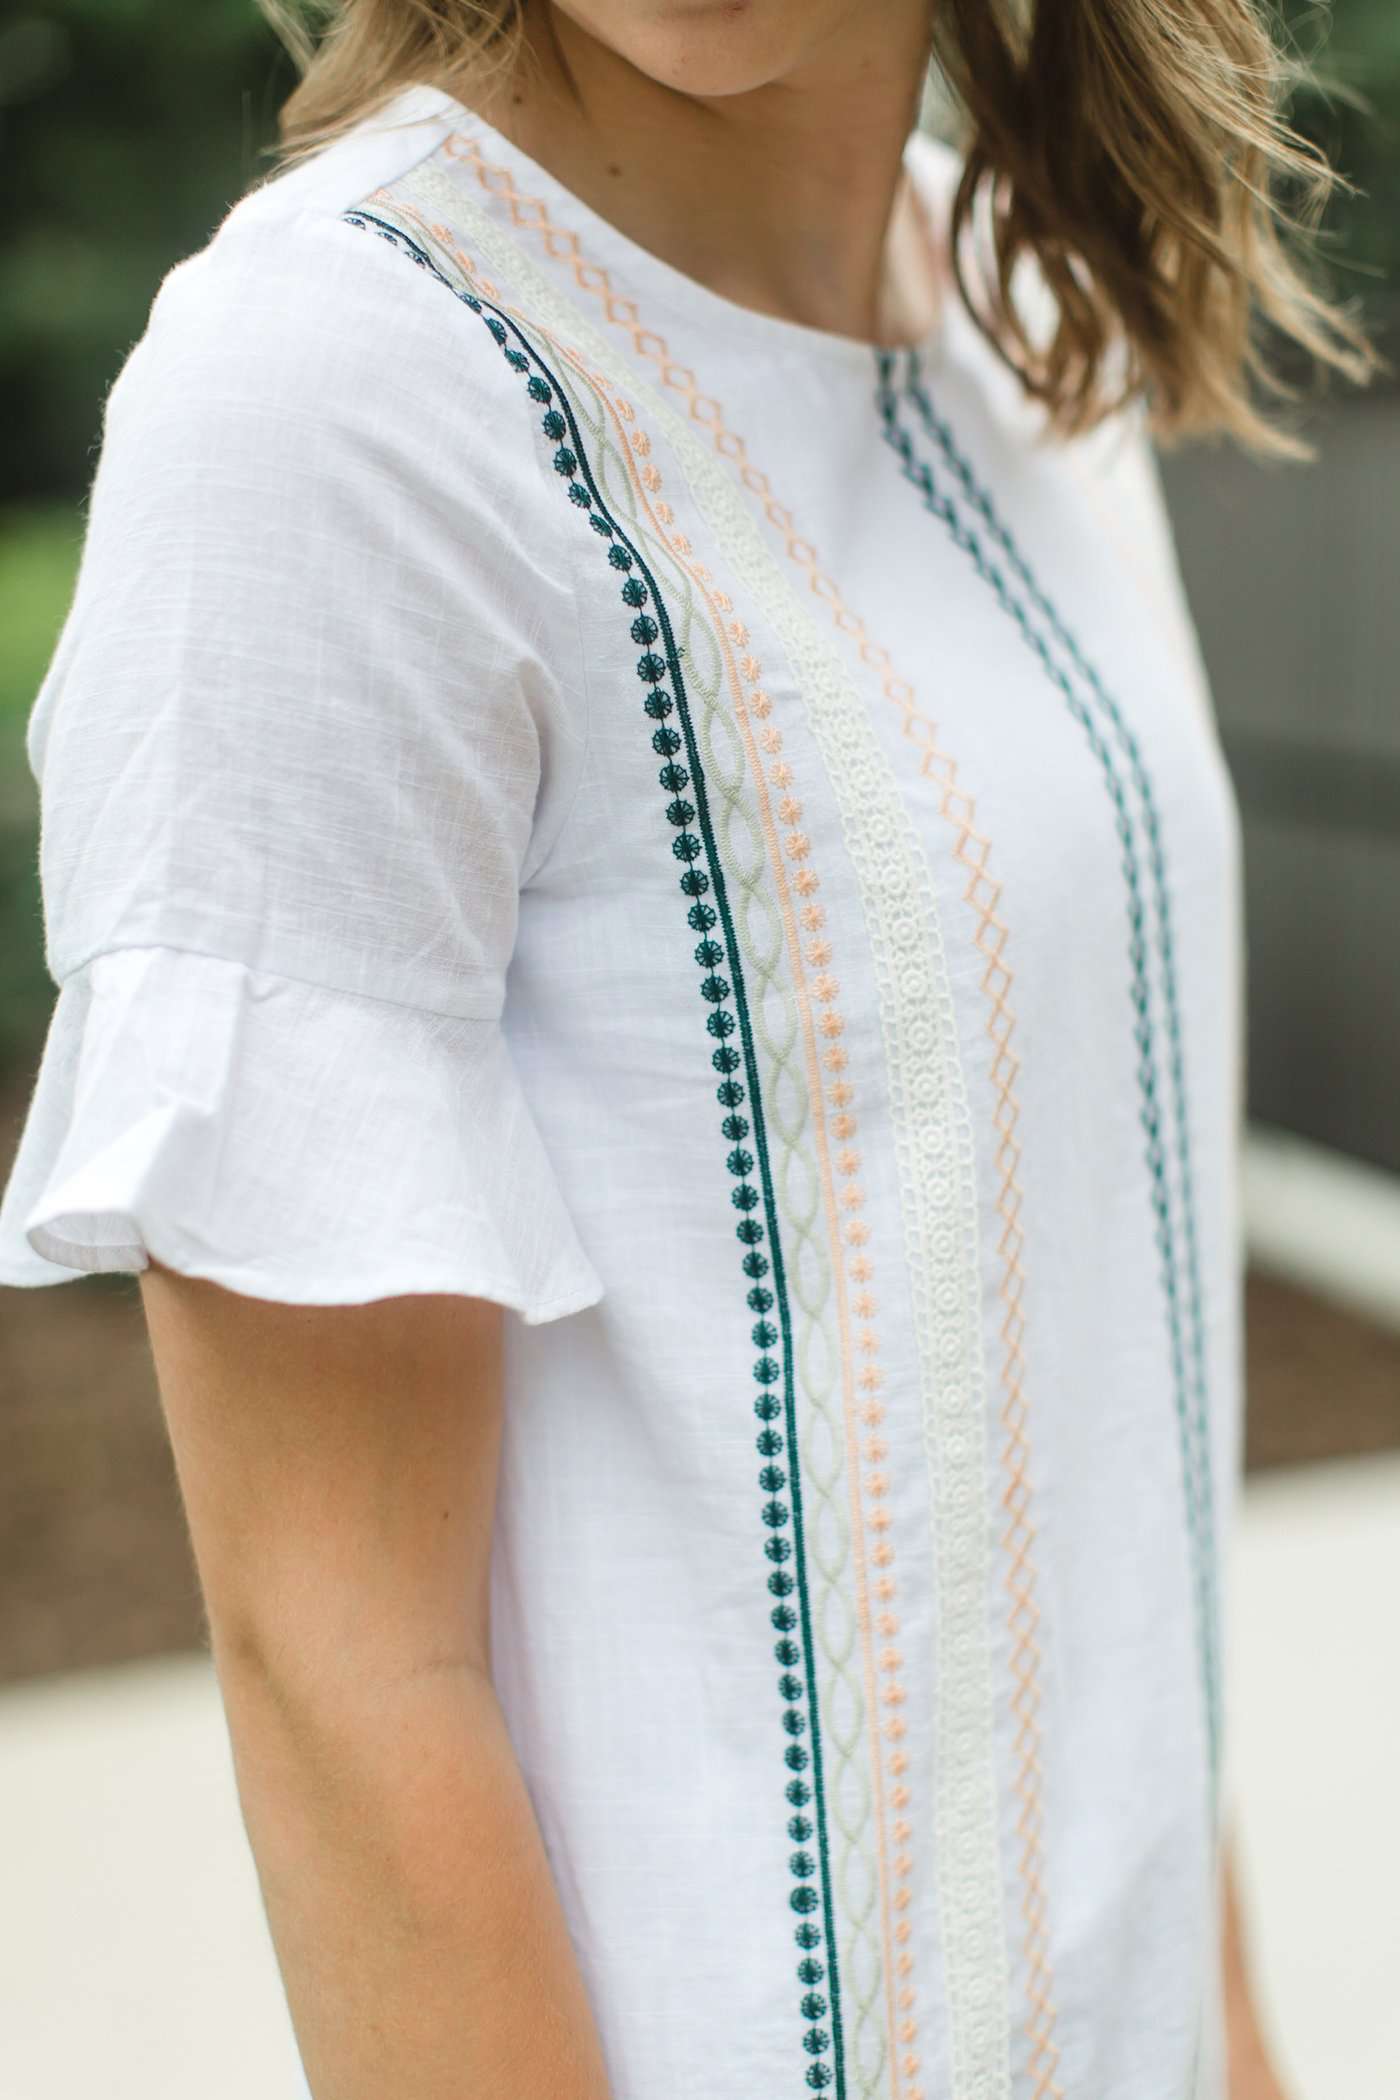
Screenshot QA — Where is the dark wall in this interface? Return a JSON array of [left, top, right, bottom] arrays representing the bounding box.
[[0, 1, 292, 506], [1159, 389, 1400, 1173]]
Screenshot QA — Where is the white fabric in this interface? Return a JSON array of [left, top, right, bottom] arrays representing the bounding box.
[[0, 83, 1246, 2100], [3, 947, 600, 1316]]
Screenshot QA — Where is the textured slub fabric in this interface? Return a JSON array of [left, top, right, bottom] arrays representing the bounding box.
[[0, 82, 1246, 2100]]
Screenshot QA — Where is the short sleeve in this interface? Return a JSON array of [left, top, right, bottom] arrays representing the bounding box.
[[0, 197, 604, 1320]]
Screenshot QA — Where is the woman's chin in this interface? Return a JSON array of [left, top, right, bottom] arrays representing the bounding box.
[[558, 0, 821, 102]]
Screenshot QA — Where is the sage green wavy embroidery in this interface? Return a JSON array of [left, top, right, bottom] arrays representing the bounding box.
[[545, 342, 889, 2100], [380, 154, 1013, 2100]]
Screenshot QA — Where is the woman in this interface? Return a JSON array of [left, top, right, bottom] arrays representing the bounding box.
[[0, 2, 1380, 2095]]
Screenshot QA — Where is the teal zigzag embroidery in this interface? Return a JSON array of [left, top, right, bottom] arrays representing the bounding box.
[[878, 350, 1222, 1813]]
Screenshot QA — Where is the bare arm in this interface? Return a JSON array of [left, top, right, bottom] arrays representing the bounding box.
[[1223, 1830, 1294, 2100], [138, 1260, 613, 2100]]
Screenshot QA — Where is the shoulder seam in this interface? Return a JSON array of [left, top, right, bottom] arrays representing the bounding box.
[[332, 201, 591, 891]]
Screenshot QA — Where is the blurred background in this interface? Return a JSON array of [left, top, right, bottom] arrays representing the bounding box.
[[1, 4, 1398, 2097]]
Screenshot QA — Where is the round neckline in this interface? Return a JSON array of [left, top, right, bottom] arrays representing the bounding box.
[[387, 80, 956, 372]]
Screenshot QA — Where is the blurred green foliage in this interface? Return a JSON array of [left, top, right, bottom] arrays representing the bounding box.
[[1283, 0, 1400, 345], [0, 507, 84, 726], [0, 0, 1395, 1075], [0, 0, 293, 507], [0, 506, 84, 1066]]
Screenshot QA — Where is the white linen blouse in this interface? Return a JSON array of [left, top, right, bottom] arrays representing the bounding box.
[[0, 81, 1246, 2100]]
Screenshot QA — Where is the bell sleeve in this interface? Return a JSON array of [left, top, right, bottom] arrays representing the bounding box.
[[0, 199, 604, 1322]]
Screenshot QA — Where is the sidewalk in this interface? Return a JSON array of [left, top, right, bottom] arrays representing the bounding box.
[[1, 1451, 1397, 2098], [1223, 1450, 1400, 2099]]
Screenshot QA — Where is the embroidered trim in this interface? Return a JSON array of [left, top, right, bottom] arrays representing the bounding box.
[[559, 348, 894, 2098], [428, 136, 1056, 2100], [386, 154, 1021, 2100], [374, 186, 899, 2100], [883, 352, 1222, 1808], [342, 207, 849, 2094]]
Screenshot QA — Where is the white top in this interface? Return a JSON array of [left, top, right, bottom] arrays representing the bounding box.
[[0, 82, 1246, 2100]]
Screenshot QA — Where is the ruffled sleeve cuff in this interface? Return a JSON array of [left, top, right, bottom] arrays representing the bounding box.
[[0, 946, 605, 1324]]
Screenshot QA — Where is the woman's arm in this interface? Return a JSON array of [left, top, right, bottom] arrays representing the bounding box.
[[138, 1260, 613, 2100], [1223, 1831, 1294, 2100]]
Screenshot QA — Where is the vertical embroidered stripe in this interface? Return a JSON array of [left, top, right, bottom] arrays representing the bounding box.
[[554, 349, 893, 2099], [902, 363, 1222, 1801], [370, 178, 907, 2096], [342, 208, 849, 2094], [881, 358, 1221, 1816], [574, 364, 916, 2100], [385, 165, 1020, 2100], [429, 135, 1062, 2100], [379, 189, 898, 2098]]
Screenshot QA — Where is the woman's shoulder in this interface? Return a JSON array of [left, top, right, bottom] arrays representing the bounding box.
[[111, 93, 543, 514]]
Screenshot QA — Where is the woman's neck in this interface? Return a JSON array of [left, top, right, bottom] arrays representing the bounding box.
[[468, 1, 942, 350]]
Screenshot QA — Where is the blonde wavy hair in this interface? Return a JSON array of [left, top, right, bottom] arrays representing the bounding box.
[[256, 0, 1387, 460]]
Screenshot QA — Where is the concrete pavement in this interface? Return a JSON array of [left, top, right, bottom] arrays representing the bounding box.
[[1, 1452, 1397, 2099]]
